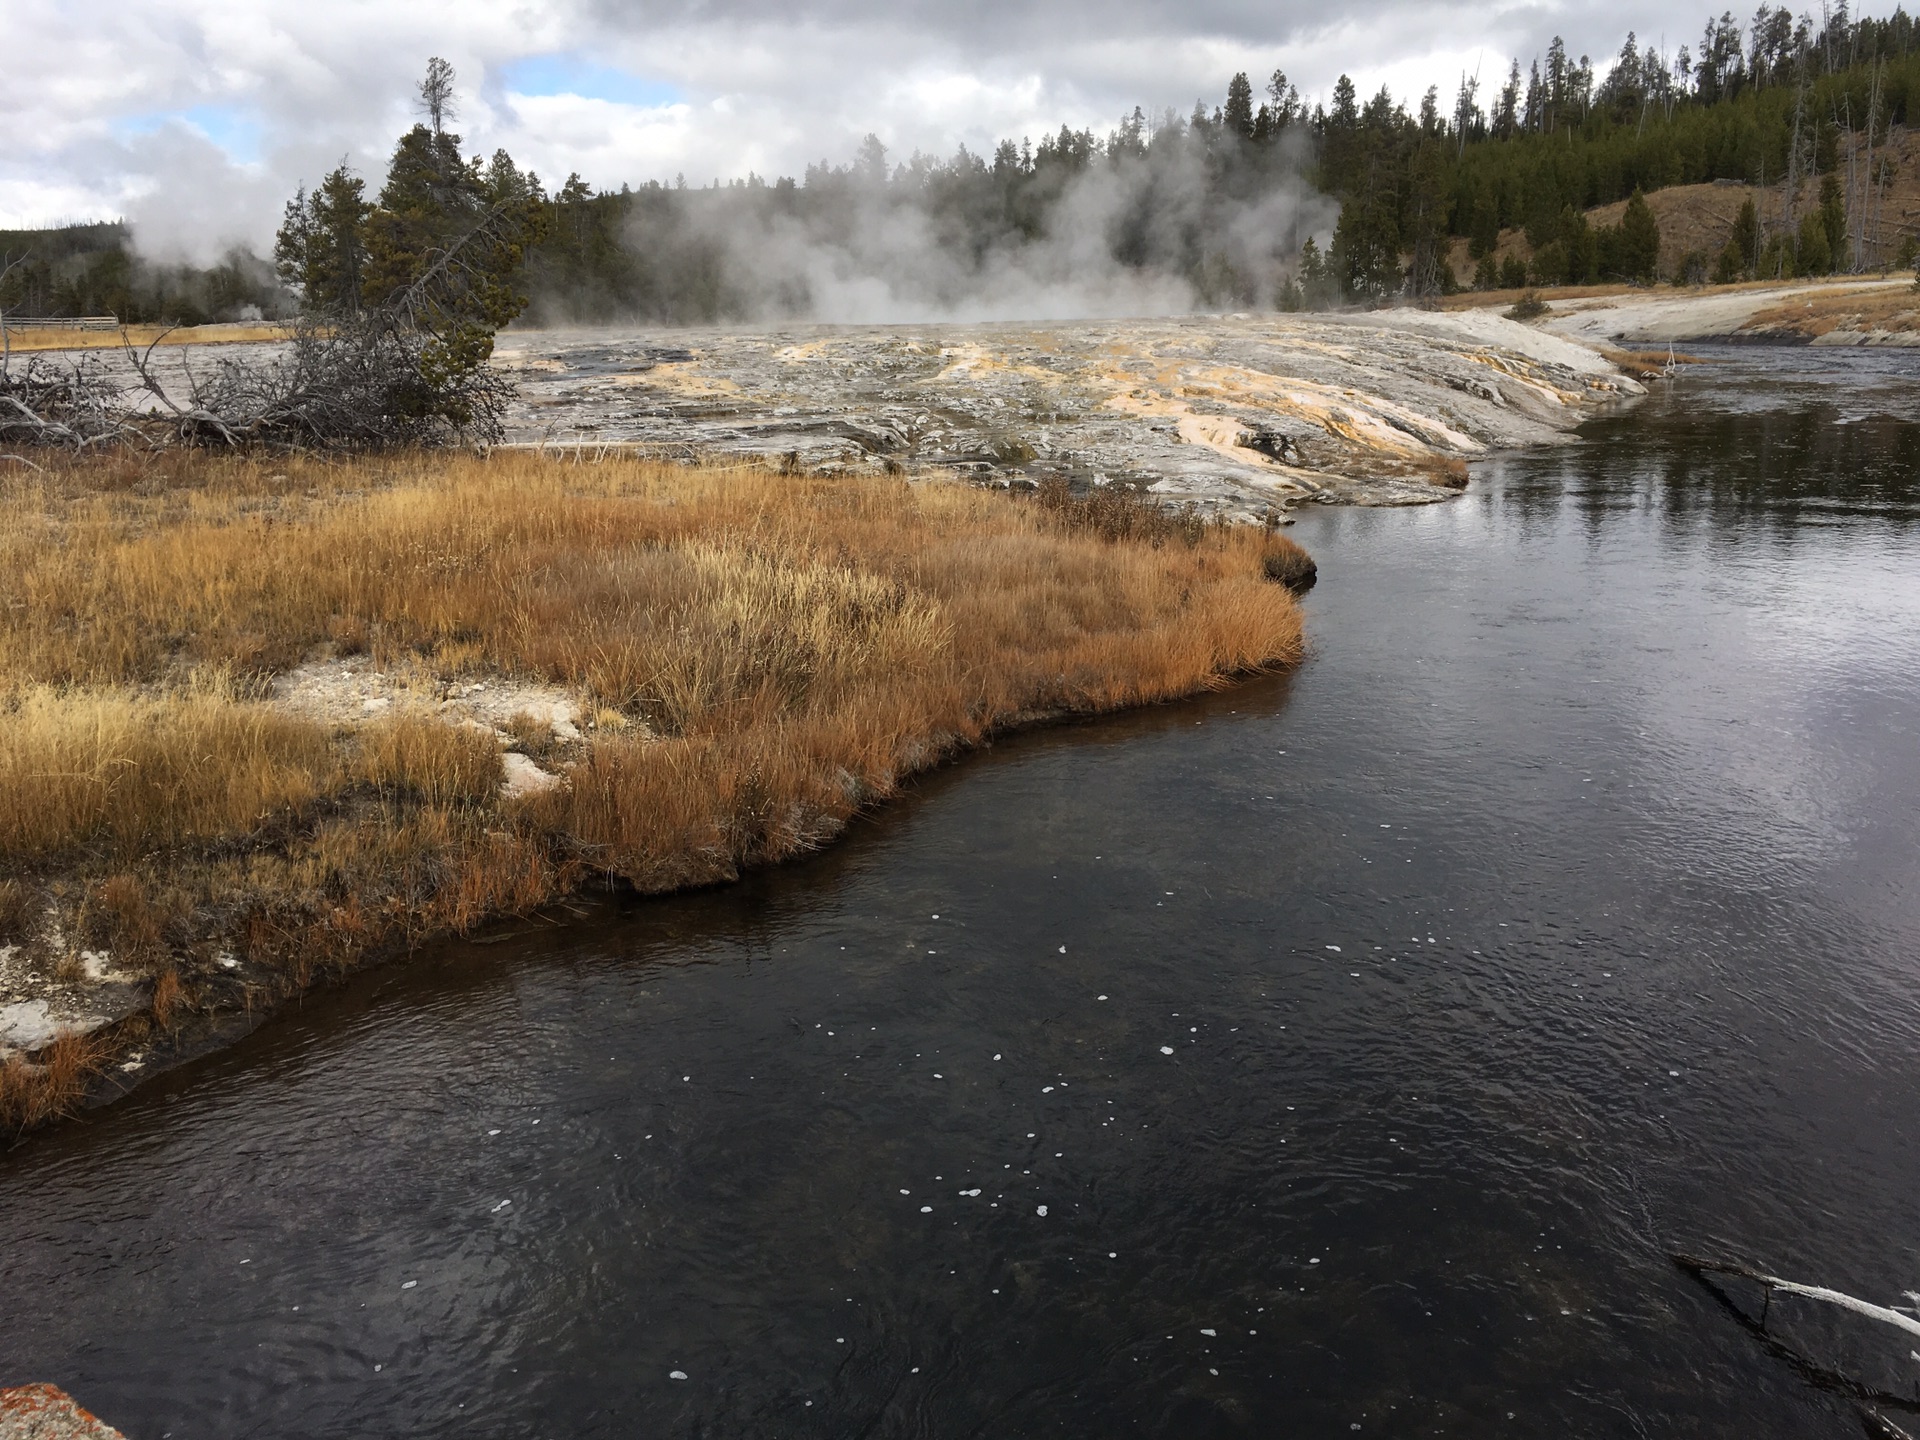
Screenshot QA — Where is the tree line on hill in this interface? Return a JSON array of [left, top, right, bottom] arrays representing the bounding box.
[[1423, 3, 1919, 291]]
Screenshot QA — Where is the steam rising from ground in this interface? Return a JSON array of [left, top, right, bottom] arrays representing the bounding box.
[[531, 122, 1336, 325]]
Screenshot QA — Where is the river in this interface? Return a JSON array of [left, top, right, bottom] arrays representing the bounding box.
[[2, 345, 1917, 1438]]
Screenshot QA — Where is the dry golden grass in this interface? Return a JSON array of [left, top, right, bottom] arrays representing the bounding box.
[[1600, 348, 1710, 378], [0, 322, 293, 354], [0, 448, 1309, 1132], [1742, 283, 1920, 338], [0, 687, 332, 855]]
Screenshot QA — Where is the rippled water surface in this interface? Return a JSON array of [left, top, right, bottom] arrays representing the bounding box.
[[3, 345, 1918, 1438]]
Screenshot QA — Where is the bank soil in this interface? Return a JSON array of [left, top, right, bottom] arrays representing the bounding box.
[[0, 450, 1310, 1136]]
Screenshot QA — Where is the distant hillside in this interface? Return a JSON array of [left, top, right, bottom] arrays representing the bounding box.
[[1446, 125, 1920, 284], [0, 222, 290, 325]]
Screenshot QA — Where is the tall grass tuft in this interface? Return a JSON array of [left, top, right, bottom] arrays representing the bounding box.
[[354, 717, 502, 806], [0, 1031, 107, 1132], [0, 688, 332, 856]]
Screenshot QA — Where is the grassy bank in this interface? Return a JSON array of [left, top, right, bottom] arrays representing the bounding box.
[[0, 450, 1309, 1133]]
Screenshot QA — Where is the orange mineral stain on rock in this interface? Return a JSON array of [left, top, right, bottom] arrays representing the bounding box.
[[0, 1384, 126, 1440]]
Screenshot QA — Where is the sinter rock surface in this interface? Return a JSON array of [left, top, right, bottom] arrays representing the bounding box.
[[495, 310, 1640, 511]]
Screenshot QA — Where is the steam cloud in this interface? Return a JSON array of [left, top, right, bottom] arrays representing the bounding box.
[[529, 121, 1338, 325]]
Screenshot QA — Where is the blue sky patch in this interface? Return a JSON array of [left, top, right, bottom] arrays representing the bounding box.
[[501, 55, 682, 108], [115, 104, 264, 163]]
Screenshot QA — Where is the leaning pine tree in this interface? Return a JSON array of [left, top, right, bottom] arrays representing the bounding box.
[[254, 57, 547, 447]]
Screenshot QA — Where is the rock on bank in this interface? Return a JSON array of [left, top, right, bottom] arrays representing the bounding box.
[[0, 1386, 125, 1440]]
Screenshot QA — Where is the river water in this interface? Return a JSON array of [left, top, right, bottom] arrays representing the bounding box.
[[3, 346, 1918, 1438]]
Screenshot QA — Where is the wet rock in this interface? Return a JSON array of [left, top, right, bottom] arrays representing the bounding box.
[[0, 994, 142, 1060], [0, 1384, 126, 1440]]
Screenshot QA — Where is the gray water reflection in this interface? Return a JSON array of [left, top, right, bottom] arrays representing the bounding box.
[[2, 346, 1917, 1439]]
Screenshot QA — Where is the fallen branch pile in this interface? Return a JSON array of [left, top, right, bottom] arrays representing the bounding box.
[[1, 316, 512, 457], [0, 350, 140, 457]]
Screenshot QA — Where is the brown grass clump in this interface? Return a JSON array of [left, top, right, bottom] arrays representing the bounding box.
[[0, 447, 1309, 1133], [0, 1031, 107, 1132], [0, 878, 30, 942], [354, 717, 502, 806], [88, 874, 179, 961], [149, 967, 182, 1028]]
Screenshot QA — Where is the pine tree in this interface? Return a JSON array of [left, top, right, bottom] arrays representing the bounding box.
[[357, 63, 544, 332], [273, 166, 371, 315], [1818, 170, 1846, 269], [1494, 60, 1522, 137], [1796, 209, 1832, 275], [1329, 76, 1359, 129], [1618, 189, 1661, 281], [1224, 73, 1255, 140], [1734, 196, 1761, 272], [1265, 71, 1299, 129]]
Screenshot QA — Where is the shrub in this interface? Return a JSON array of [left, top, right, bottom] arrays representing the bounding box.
[[1506, 290, 1550, 321]]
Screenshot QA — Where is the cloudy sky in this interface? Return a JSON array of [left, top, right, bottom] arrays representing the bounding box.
[[6, 0, 1714, 260]]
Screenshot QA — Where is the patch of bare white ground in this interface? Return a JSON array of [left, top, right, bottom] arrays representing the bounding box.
[[0, 929, 148, 1060], [269, 652, 591, 801], [1539, 279, 1915, 345]]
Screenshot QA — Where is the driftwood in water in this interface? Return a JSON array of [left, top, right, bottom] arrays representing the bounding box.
[[1862, 1407, 1917, 1440], [1673, 1251, 1920, 1426]]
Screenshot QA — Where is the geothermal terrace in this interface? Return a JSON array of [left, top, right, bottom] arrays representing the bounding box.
[[494, 309, 1643, 510]]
